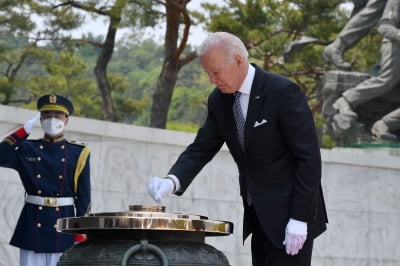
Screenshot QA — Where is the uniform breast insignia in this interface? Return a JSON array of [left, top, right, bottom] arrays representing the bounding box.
[[66, 140, 87, 147], [25, 157, 37, 162]]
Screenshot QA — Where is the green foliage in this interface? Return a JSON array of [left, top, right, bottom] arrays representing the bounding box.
[[200, 0, 383, 142], [0, 0, 36, 33], [321, 134, 337, 149], [0, 32, 44, 104], [202, 0, 350, 73], [168, 59, 213, 124], [0, 0, 386, 143], [108, 72, 149, 122], [314, 112, 337, 148], [109, 38, 163, 99], [168, 85, 207, 125], [166, 121, 201, 133], [122, 0, 163, 27], [25, 50, 101, 117]]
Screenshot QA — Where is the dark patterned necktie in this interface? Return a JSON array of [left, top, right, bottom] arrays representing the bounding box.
[[233, 92, 245, 148], [233, 91, 253, 205]]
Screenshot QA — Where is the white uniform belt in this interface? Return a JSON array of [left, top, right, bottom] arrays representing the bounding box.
[[25, 195, 74, 207]]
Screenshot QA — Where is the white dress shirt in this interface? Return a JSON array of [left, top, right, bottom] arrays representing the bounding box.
[[237, 64, 256, 119]]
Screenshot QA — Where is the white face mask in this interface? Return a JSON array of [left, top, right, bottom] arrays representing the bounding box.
[[41, 118, 65, 137]]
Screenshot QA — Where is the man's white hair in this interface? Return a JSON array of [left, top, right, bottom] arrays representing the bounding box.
[[198, 32, 249, 63]]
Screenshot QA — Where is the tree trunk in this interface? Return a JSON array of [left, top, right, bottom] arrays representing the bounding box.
[[94, 19, 118, 122], [150, 0, 196, 129], [151, 62, 179, 128], [93, 0, 127, 121]]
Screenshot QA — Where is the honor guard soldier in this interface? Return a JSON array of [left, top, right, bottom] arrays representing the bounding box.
[[0, 94, 91, 266]]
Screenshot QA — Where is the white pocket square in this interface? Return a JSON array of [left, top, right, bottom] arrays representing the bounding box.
[[254, 119, 268, 127]]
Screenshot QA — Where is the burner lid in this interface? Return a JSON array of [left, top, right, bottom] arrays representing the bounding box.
[[57, 205, 233, 237]]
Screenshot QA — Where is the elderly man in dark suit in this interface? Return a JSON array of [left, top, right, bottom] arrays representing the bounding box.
[[148, 32, 328, 266]]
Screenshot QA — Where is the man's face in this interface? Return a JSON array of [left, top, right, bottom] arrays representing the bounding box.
[[40, 111, 69, 124], [200, 48, 246, 94]]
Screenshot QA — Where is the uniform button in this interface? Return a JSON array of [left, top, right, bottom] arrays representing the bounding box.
[[56, 193, 60, 197], [61, 145, 65, 149], [37, 157, 41, 161], [39, 145, 44, 149], [37, 223, 41, 228], [55, 207, 60, 211], [37, 190, 42, 194], [58, 175, 63, 180], [54, 224, 57, 229], [61, 158, 65, 162], [37, 174, 42, 179], [38, 206, 43, 210]]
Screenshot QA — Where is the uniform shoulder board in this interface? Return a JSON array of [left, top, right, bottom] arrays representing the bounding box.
[[66, 139, 87, 147]]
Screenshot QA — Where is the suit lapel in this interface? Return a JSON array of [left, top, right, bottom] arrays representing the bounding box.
[[243, 69, 265, 150]]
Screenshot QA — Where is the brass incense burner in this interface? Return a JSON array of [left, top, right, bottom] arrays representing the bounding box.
[[57, 205, 233, 240], [57, 205, 233, 265]]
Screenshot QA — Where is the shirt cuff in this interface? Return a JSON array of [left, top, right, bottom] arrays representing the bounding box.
[[166, 174, 181, 193], [15, 127, 29, 139]]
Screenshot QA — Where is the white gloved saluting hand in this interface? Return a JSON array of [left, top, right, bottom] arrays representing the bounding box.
[[283, 218, 307, 255], [23, 112, 41, 134], [148, 177, 175, 203]]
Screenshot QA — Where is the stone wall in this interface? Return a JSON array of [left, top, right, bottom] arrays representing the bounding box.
[[1, 104, 399, 266]]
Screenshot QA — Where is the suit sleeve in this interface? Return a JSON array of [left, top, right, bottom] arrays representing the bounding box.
[[278, 83, 322, 222], [0, 127, 28, 168]]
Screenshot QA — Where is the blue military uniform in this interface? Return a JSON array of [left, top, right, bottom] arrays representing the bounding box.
[[0, 94, 91, 254]]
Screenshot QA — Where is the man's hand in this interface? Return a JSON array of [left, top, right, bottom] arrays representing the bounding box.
[[147, 177, 174, 203], [23, 112, 41, 134], [283, 218, 307, 255]]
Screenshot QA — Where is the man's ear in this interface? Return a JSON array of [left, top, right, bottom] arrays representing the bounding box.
[[235, 53, 243, 65]]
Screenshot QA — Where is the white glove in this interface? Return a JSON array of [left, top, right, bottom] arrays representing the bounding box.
[[147, 177, 174, 203], [23, 112, 41, 134], [283, 218, 307, 255]]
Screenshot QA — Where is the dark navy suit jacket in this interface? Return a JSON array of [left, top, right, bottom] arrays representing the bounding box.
[[169, 64, 328, 248]]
